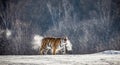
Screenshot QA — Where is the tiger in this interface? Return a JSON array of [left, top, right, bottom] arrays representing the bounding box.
[[40, 37, 67, 55], [32, 35, 72, 55]]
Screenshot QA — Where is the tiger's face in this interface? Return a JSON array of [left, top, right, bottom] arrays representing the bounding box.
[[64, 37, 72, 51], [59, 38, 67, 47]]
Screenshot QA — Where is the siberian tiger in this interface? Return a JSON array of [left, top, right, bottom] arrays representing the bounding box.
[[40, 37, 67, 55], [32, 35, 72, 55]]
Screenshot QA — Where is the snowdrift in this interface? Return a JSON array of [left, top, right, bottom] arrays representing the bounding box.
[[97, 50, 120, 54]]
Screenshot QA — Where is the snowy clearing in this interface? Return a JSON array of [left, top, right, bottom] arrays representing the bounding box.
[[0, 54, 120, 65]]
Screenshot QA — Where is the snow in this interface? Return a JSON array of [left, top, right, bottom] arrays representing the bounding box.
[[6, 29, 12, 38], [97, 50, 120, 54], [0, 54, 120, 65]]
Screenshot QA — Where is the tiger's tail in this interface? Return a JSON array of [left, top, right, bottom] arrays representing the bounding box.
[[32, 34, 43, 50]]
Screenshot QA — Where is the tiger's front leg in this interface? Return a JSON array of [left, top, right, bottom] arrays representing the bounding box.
[[52, 47, 56, 55], [44, 49, 49, 55], [62, 45, 66, 54]]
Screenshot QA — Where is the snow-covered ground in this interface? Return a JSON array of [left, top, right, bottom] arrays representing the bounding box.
[[98, 50, 120, 54], [0, 54, 120, 65], [0, 50, 120, 65]]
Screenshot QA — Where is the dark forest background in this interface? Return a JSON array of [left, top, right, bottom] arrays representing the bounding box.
[[0, 0, 120, 55]]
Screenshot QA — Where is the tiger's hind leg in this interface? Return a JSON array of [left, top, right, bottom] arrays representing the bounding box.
[[40, 48, 44, 55]]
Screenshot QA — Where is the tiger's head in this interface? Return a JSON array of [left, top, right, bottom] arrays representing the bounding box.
[[64, 36, 73, 51]]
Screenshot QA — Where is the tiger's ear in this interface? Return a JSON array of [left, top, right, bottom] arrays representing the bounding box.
[[63, 36, 68, 42], [64, 36, 68, 40]]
